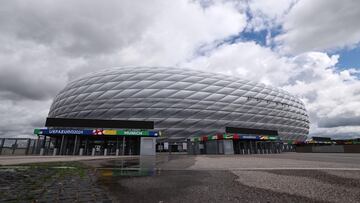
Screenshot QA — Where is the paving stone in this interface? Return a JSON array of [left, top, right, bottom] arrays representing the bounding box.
[[0, 164, 112, 202]]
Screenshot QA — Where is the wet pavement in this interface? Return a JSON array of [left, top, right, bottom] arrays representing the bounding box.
[[0, 163, 111, 202], [0, 153, 360, 202]]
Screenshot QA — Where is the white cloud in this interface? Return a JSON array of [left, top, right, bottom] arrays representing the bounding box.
[[284, 52, 360, 137], [115, 0, 246, 66], [276, 0, 360, 54], [186, 44, 360, 138], [183, 41, 295, 86]]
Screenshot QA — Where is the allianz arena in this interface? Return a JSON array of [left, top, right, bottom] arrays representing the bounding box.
[[48, 67, 309, 141]]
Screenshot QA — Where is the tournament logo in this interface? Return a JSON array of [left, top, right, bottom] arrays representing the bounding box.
[[93, 129, 103, 135]]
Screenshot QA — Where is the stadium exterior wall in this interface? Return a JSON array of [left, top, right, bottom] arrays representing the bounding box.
[[48, 67, 310, 141]]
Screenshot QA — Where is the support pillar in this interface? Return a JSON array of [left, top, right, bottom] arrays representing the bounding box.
[[11, 139, 18, 155], [241, 142, 245, 154], [122, 136, 125, 155], [73, 135, 78, 155], [116, 136, 119, 155], [47, 137, 51, 155], [0, 138, 5, 155], [255, 141, 258, 154], [36, 135, 41, 154], [249, 141, 254, 154], [40, 136, 46, 156], [40, 148, 44, 156], [262, 142, 265, 154], [60, 135, 65, 155], [84, 138, 88, 155], [25, 139, 31, 155]]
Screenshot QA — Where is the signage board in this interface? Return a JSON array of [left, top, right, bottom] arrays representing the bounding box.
[[240, 135, 259, 140], [34, 128, 159, 137], [164, 142, 169, 150], [189, 133, 280, 142], [34, 129, 93, 135]]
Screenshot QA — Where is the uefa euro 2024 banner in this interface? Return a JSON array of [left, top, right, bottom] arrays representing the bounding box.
[[33, 128, 159, 137]]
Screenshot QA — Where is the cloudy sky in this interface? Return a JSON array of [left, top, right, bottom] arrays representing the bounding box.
[[1, 0, 360, 139]]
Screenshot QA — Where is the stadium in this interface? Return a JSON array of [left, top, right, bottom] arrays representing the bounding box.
[[34, 67, 309, 155]]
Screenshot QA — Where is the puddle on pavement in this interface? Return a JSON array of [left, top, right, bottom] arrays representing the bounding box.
[[96, 156, 159, 177]]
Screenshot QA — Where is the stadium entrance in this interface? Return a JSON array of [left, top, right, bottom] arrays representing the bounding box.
[[34, 118, 159, 156], [187, 127, 283, 155]]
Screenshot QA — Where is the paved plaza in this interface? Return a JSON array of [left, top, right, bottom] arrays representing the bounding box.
[[0, 153, 360, 202]]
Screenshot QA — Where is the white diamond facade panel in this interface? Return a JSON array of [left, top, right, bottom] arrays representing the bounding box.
[[48, 67, 309, 141]]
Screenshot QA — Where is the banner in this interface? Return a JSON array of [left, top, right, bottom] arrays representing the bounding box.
[[34, 128, 159, 137], [34, 129, 93, 135], [189, 134, 280, 142]]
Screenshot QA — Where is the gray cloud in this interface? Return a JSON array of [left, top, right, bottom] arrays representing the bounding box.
[[0, 0, 360, 140], [0, 0, 155, 58], [310, 130, 360, 139], [0, 99, 50, 138], [318, 116, 360, 128], [0, 66, 63, 100]]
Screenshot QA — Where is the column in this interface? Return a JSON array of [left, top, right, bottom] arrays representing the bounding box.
[[12, 139, 17, 155], [0, 138, 5, 155], [40, 136, 46, 156], [255, 141, 258, 154], [59, 135, 65, 155], [91, 147, 95, 156], [84, 138, 88, 155], [122, 136, 126, 155], [116, 136, 120, 156], [47, 137, 51, 155], [73, 135, 78, 155], [25, 138, 31, 155], [249, 141, 253, 154]]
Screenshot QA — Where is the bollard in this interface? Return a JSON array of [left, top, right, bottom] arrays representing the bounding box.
[[79, 148, 83, 156], [53, 148, 57, 156], [91, 148, 95, 156], [104, 148, 108, 156], [40, 148, 44, 156], [116, 149, 119, 156]]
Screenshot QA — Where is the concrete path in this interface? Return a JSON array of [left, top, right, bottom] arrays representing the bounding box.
[[188, 153, 360, 170], [0, 155, 137, 166], [1, 153, 360, 202]]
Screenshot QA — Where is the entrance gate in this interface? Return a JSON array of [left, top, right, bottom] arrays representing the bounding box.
[[233, 140, 281, 155], [33, 128, 159, 156]]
